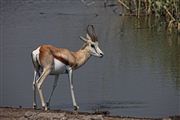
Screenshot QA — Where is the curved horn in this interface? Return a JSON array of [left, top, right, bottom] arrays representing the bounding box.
[[87, 25, 97, 42]]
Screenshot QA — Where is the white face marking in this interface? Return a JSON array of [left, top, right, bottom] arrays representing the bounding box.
[[89, 42, 104, 58], [50, 58, 67, 75]]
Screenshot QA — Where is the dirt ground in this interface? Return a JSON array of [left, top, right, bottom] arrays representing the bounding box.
[[0, 107, 179, 120]]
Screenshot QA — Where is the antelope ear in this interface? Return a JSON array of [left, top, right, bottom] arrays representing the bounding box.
[[86, 33, 91, 40], [80, 36, 88, 42]]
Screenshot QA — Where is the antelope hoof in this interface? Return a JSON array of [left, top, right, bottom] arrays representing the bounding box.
[[42, 106, 49, 111], [74, 105, 79, 111], [46, 102, 50, 108], [33, 105, 37, 109]]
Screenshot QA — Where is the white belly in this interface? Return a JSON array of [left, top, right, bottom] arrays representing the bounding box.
[[50, 58, 67, 75]]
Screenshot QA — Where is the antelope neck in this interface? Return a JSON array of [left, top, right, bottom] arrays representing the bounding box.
[[73, 46, 91, 69]]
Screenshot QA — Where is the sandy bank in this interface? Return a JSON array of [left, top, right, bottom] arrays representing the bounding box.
[[0, 107, 179, 120]]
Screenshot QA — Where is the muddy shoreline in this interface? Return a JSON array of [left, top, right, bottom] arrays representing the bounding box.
[[0, 107, 179, 120]]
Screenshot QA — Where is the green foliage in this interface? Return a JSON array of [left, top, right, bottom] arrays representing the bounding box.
[[117, 0, 180, 33]]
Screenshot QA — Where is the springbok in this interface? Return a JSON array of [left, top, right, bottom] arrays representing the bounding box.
[[31, 25, 104, 111]]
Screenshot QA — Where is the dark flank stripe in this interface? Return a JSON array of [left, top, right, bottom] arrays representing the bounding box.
[[53, 55, 70, 66]]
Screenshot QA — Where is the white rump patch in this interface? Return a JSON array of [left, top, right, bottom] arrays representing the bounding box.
[[32, 47, 41, 65]]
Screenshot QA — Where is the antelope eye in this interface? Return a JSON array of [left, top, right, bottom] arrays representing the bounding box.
[[91, 44, 95, 48]]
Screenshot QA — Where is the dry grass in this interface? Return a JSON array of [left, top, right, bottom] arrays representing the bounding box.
[[116, 0, 180, 33]]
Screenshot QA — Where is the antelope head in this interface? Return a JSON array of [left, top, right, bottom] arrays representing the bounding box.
[[80, 25, 104, 58]]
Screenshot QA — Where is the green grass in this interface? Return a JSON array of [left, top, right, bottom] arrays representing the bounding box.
[[117, 0, 180, 33]]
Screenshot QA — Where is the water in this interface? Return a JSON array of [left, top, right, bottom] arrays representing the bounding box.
[[0, 0, 180, 118]]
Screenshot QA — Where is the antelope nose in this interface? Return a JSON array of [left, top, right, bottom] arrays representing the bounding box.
[[100, 53, 104, 58]]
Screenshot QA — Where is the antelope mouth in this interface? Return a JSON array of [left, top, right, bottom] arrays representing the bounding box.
[[99, 53, 104, 58]]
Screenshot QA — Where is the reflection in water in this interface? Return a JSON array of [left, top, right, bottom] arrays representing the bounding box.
[[0, 0, 180, 118], [119, 16, 180, 88], [91, 101, 146, 110]]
